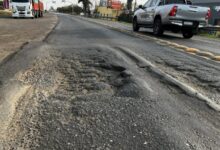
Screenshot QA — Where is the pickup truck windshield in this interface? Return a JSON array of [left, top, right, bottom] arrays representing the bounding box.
[[12, 0, 29, 2], [165, 0, 186, 4]]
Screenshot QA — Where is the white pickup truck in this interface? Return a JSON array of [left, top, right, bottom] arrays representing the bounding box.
[[133, 0, 211, 38]]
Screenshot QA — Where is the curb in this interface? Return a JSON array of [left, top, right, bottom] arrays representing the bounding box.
[[196, 51, 215, 58], [115, 46, 220, 112], [213, 56, 220, 61], [173, 44, 188, 50], [185, 48, 200, 53], [0, 42, 29, 67], [42, 14, 59, 42]]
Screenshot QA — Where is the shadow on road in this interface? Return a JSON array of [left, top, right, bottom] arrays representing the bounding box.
[[138, 29, 188, 41]]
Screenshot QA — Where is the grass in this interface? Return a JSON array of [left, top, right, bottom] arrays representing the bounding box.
[[118, 21, 132, 26], [198, 32, 220, 40]]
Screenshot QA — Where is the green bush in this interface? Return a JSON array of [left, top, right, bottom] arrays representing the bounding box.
[[0, 1, 3, 10], [118, 12, 133, 23], [216, 31, 220, 38], [73, 6, 83, 15], [198, 29, 220, 39]]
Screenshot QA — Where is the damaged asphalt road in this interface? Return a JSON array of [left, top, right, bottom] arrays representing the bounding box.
[[0, 14, 220, 149]]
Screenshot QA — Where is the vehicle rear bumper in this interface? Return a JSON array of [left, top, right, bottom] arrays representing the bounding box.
[[168, 19, 207, 28]]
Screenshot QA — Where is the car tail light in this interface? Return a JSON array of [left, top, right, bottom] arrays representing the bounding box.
[[169, 6, 178, 16], [206, 9, 211, 20]]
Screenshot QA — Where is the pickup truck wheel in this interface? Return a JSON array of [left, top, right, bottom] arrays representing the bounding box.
[[153, 18, 164, 36], [133, 18, 140, 32], [182, 30, 194, 39]]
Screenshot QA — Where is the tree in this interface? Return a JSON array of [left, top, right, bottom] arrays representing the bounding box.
[[127, 0, 133, 10], [73, 5, 83, 15], [78, 0, 92, 15], [0, 1, 3, 10], [57, 5, 83, 15]]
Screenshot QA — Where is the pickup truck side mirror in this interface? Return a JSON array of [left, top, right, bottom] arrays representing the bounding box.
[[139, 5, 143, 9], [186, 0, 192, 5]]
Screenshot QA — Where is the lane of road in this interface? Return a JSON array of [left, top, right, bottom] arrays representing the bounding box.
[[81, 18, 220, 55], [34, 14, 220, 149], [76, 14, 220, 105], [1, 14, 220, 149]]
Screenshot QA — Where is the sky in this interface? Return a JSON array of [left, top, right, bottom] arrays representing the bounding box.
[[43, 0, 147, 10]]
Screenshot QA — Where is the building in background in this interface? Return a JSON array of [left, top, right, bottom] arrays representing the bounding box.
[[107, 0, 122, 10], [97, 0, 123, 19], [3, 0, 9, 9], [192, 0, 220, 25]]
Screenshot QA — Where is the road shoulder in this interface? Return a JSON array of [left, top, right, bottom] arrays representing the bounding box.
[[0, 13, 58, 65]]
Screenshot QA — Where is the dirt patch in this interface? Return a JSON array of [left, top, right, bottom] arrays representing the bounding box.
[[1, 54, 60, 149], [0, 13, 57, 64]]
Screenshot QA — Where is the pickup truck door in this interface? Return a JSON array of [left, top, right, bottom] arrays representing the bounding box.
[[136, 8, 146, 24], [145, 0, 160, 25], [139, 0, 152, 24]]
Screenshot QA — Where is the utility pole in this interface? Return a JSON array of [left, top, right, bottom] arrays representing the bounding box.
[[134, 0, 137, 11]]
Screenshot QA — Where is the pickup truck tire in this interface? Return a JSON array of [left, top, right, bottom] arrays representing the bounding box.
[[133, 18, 140, 32], [182, 30, 194, 39], [153, 18, 164, 36]]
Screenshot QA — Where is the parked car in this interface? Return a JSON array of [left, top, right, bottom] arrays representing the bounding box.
[[133, 0, 211, 38]]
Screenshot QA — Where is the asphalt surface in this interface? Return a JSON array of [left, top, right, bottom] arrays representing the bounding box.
[[140, 29, 220, 55], [0, 14, 220, 149], [82, 18, 220, 55], [79, 15, 220, 105]]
